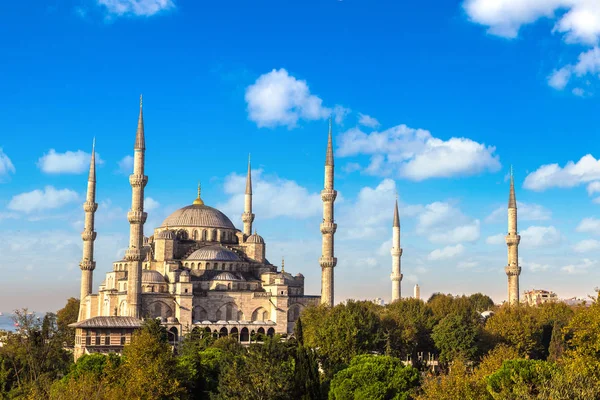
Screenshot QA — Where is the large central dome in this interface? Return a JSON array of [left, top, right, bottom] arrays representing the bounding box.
[[161, 204, 236, 230]]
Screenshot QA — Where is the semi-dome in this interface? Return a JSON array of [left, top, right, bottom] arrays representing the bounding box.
[[212, 272, 242, 281], [161, 204, 236, 230], [142, 270, 166, 283], [247, 233, 265, 244], [187, 245, 241, 261], [156, 229, 176, 240]]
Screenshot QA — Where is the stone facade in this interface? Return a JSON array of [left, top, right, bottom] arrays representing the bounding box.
[[75, 98, 320, 360]]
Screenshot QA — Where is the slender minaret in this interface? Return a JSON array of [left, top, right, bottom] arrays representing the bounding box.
[[79, 139, 98, 301], [505, 167, 521, 305], [390, 197, 403, 302], [414, 284, 420, 300], [242, 154, 254, 236], [125, 95, 148, 318], [319, 117, 337, 307]]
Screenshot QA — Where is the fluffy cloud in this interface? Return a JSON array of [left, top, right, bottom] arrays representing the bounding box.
[[245, 69, 342, 128], [576, 217, 600, 234], [117, 155, 134, 174], [573, 239, 600, 253], [428, 244, 465, 261], [96, 0, 175, 17], [464, 0, 600, 91], [37, 149, 103, 174], [486, 201, 551, 222], [464, 0, 600, 44], [0, 148, 15, 182], [337, 124, 500, 181], [416, 202, 480, 244], [561, 258, 596, 274], [520, 225, 562, 248], [218, 168, 322, 220], [7, 186, 79, 214], [524, 155, 600, 191], [358, 113, 380, 128], [486, 233, 505, 245], [144, 197, 160, 211]]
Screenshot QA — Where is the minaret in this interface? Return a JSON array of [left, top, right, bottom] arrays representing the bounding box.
[[242, 155, 254, 236], [505, 167, 521, 305], [319, 117, 337, 307], [79, 139, 98, 301], [414, 284, 420, 300], [125, 95, 148, 318], [390, 197, 403, 302]]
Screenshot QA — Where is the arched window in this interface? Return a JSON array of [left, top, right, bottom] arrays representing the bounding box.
[[202, 230, 207, 241], [191, 262, 195, 269], [216, 310, 222, 321], [226, 304, 232, 320], [206, 262, 211, 270], [194, 306, 208, 321], [251, 307, 268, 322], [238, 310, 245, 321], [262, 310, 268, 321], [211, 229, 217, 241], [193, 230, 198, 240]]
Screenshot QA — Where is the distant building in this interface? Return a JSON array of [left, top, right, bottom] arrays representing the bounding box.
[[522, 289, 557, 306], [372, 298, 385, 306]]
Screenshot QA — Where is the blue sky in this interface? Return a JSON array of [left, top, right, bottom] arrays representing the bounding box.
[[1, 0, 600, 311]]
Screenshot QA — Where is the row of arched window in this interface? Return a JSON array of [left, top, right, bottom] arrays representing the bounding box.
[[183, 261, 247, 272]]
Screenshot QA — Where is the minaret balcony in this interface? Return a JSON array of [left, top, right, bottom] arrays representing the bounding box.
[[125, 248, 144, 262], [321, 189, 338, 202], [83, 201, 98, 213], [241, 212, 255, 223], [319, 256, 337, 268], [80, 260, 96, 271], [320, 222, 337, 234], [505, 265, 521, 277], [129, 174, 148, 188], [505, 235, 521, 245], [81, 231, 97, 241], [127, 211, 148, 224], [390, 272, 403, 281], [391, 248, 403, 257]]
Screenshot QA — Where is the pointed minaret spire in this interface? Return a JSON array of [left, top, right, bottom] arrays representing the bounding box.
[[79, 139, 98, 307], [135, 94, 145, 150], [193, 182, 204, 205], [125, 96, 148, 318], [320, 118, 338, 307], [505, 166, 521, 305], [390, 194, 403, 302], [242, 154, 255, 236]]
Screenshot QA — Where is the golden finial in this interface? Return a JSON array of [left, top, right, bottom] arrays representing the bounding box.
[[193, 182, 204, 205], [281, 256, 285, 273]]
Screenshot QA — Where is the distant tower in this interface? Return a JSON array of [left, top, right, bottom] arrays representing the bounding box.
[[79, 139, 98, 301], [242, 155, 254, 236], [505, 167, 521, 305], [390, 197, 403, 302], [414, 284, 420, 300], [125, 95, 148, 318], [320, 117, 337, 307]]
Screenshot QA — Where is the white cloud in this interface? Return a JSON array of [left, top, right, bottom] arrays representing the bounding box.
[[428, 244, 465, 261], [145, 197, 160, 211], [117, 155, 134, 174], [96, 0, 175, 17], [486, 233, 505, 245], [342, 162, 362, 174], [548, 67, 572, 90], [561, 258, 596, 274], [548, 47, 600, 90], [520, 225, 561, 248], [576, 217, 600, 234], [358, 113, 380, 128], [573, 239, 600, 252], [587, 181, 600, 195], [337, 124, 500, 181], [245, 69, 341, 128], [333, 105, 351, 125], [7, 186, 79, 214], [457, 260, 479, 269], [0, 148, 15, 182], [37, 149, 103, 174], [486, 201, 551, 222], [524, 155, 600, 191], [218, 168, 322, 220], [416, 202, 480, 244], [572, 87, 585, 96]]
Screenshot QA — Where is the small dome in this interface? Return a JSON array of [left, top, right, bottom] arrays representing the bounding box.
[[247, 233, 265, 244], [142, 270, 166, 284], [157, 229, 176, 240], [212, 272, 241, 281], [187, 245, 240, 261], [161, 204, 236, 230]]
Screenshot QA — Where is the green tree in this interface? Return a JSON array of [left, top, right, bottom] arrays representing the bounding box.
[[417, 360, 490, 400], [484, 305, 543, 358], [486, 359, 557, 400], [468, 293, 495, 313], [56, 297, 80, 348], [432, 313, 481, 364], [328, 354, 420, 400]]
